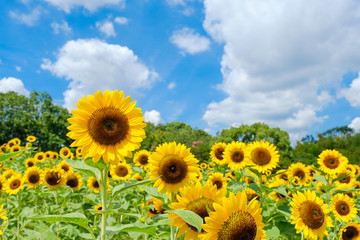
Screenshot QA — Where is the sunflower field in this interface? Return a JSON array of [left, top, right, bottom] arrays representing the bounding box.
[[0, 90, 359, 240]]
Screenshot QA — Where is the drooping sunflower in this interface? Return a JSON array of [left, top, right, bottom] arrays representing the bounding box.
[[340, 222, 360, 240], [94, 204, 103, 214], [247, 140, 279, 173], [0, 205, 7, 236], [34, 152, 46, 163], [67, 90, 146, 165], [24, 166, 42, 188], [331, 194, 357, 222], [26, 135, 36, 143], [110, 163, 132, 180], [25, 158, 36, 168], [148, 142, 199, 194], [290, 190, 333, 240], [200, 190, 266, 240], [4, 174, 25, 195], [318, 149, 348, 175], [206, 172, 227, 192], [133, 150, 151, 169], [59, 147, 72, 159], [57, 160, 73, 173], [87, 176, 100, 193], [210, 142, 227, 165], [41, 168, 65, 189], [65, 171, 83, 190], [288, 162, 311, 186], [169, 182, 226, 240], [146, 197, 165, 218], [223, 141, 249, 170]]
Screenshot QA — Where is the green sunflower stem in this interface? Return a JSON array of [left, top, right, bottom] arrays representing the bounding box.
[[100, 163, 110, 240], [17, 193, 21, 240]]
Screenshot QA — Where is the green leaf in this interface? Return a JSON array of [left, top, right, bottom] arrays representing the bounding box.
[[60, 156, 101, 180], [85, 158, 107, 171], [242, 171, 257, 182], [313, 174, 327, 185], [277, 205, 291, 218], [266, 225, 280, 239], [0, 149, 28, 162], [30, 213, 90, 232], [168, 209, 203, 233], [111, 177, 157, 198], [331, 173, 350, 183], [271, 185, 288, 197], [248, 183, 262, 195], [106, 223, 157, 235]]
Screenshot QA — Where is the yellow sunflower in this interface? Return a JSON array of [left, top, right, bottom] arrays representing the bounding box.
[[333, 169, 356, 186], [288, 162, 311, 186], [25, 158, 36, 168], [268, 179, 288, 202], [13, 138, 21, 145], [168, 182, 226, 240], [75, 147, 83, 159], [41, 168, 65, 189], [24, 166, 42, 188], [340, 222, 360, 240], [44, 151, 53, 160], [94, 204, 103, 214], [67, 90, 146, 165], [2, 169, 16, 179], [148, 142, 199, 194], [59, 147, 71, 159], [57, 160, 73, 173], [7, 139, 17, 149], [200, 190, 265, 240], [87, 176, 100, 193], [34, 152, 46, 163], [133, 150, 151, 169], [146, 197, 165, 218], [317, 149, 348, 175], [223, 141, 249, 170], [247, 140, 279, 173], [207, 163, 214, 170], [290, 190, 333, 240], [331, 194, 357, 222], [26, 135, 36, 143], [0, 177, 5, 193], [52, 152, 59, 161], [206, 172, 227, 192], [65, 171, 83, 190], [200, 163, 207, 169], [193, 169, 203, 182], [4, 174, 25, 195], [132, 173, 144, 181], [0, 205, 7, 236], [110, 163, 132, 180], [10, 145, 21, 153], [210, 142, 227, 165]]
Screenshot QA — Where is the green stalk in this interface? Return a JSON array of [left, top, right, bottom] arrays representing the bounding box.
[[100, 163, 110, 240], [17, 193, 21, 240]]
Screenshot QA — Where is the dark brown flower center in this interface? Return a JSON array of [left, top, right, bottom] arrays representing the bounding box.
[[138, 155, 148, 165], [339, 174, 351, 184], [218, 210, 257, 240], [66, 176, 79, 188], [251, 147, 271, 166], [215, 147, 225, 160], [324, 157, 339, 169], [88, 107, 129, 146], [294, 169, 305, 179], [115, 165, 129, 177], [46, 171, 62, 186], [29, 173, 40, 184], [37, 155, 44, 161], [187, 198, 215, 231], [213, 179, 223, 190], [299, 200, 324, 229], [27, 161, 34, 167], [10, 179, 21, 189], [343, 226, 359, 240], [159, 155, 188, 184], [335, 201, 350, 216], [231, 151, 244, 163], [61, 165, 70, 172], [92, 180, 100, 188]]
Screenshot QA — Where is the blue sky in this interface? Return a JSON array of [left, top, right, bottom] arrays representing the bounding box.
[[1, 0, 360, 145]]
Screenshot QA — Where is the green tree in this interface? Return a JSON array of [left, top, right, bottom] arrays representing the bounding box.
[[0, 91, 72, 151]]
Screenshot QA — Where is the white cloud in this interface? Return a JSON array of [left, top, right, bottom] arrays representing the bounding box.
[[114, 17, 128, 25], [144, 110, 163, 125], [41, 39, 157, 110], [51, 21, 72, 34], [166, 0, 185, 6], [15, 66, 21, 72], [42, 0, 125, 13], [9, 8, 41, 26], [0, 77, 30, 96], [96, 20, 116, 37], [339, 74, 360, 108], [349, 117, 360, 132], [168, 82, 176, 89], [202, 0, 360, 142], [170, 27, 210, 54]]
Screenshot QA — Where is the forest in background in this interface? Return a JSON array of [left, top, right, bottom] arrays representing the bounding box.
[[1, 91, 359, 168]]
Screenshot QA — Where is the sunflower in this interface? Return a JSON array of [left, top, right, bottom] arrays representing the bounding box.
[[206, 172, 227, 192], [27, 135, 36, 143], [13, 138, 21, 145], [225, 171, 236, 181], [44, 151, 52, 160], [318, 149, 348, 175], [146, 197, 165, 218], [194, 170, 203, 182], [288, 162, 311, 186], [223, 141, 249, 170], [200, 190, 265, 240], [110, 163, 132, 180], [57, 160, 73, 173], [148, 142, 199, 194], [2, 169, 16, 179], [4, 174, 25, 195], [94, 204, 103, 214], [0, 177, 5, 193], [268, 179, 288, 202], [333, 169, 356, 186], [10, 145, 21, 153], [208, 163, 214, 170], [331, 194, 357, 222], [132, 173, 144, 181], [247, 141, 279, 173], [34, 152, 46, 163], [0, 205, 7, 235], [133, 150, 151, 169], [340, 222, 360, 240], [24, 166, 42, 188], [290, 190, 333, 240], [245, 187, 260, 201], [67, 90, 146, 165], [59, 147, 72, 159], [41, 168, 65, 189], [52, 152, 59, 161], [210, 142, 227, 165], [87, 176, 100, 193], [76, 147, 83, 159], [200, 163, 207, 169], [169, 182, 226, 240], [7, 139, 17, 149], [65, 171, 83, 190], [25, 158, 36, 168]]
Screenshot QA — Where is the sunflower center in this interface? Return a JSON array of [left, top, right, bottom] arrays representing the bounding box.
[[251, 147, 271, 166], [115, 166, 128, 177], [187, 198, 215, 231], [231, 151, 244, 163], [339, 175, 351, 184], [218, 210, 257, 240], [294, 169, 305, 179], [213, 180, 223, 189], [61, 165, 70, 172], [98, 206, 103, 211], [66, 177, 79, 188], [88, 107, 129, 146], [10, 179, 21, 189], [27, 161, 34, 167], [280, 173, 288, 181], [324, 157, 339, 169], [93, 180, 99, 188], [46, 171, 62, 186], [37, 155, 44, 161], [159, 155, 188, 184], [343, 226, 359, 240], [139, 155, 148, 165], [299, 200, 324, 229], [215, 147, 225, 160], [336, 201, 350, 215], [29, 173, 40, 184]]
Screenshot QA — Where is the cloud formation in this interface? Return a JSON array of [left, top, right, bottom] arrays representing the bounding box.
[[339, 74, 360, 108], [41, 39, 157, 110], [349, 117, 360, 132], [144, 110, 163, 125], [202, 0, 360, 141], [51, 21, 72, 34], [170, 27, 210, 54], [9, 8, 41, 26], [114, 17, 128, 25], [96, 20, 116, 37], [43, 0, 125, 13], [0, 77, 30, 96]]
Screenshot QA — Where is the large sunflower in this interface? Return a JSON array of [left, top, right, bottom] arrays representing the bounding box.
[[340, 222, 360, 240], [67, 90, 146, 165], [24, 166, 42, 188], [41, 168, 65, 189], [288, 162, 311, 186], [290, 190, 333, 240], [65, 171, 83, 190], [223, 141, 249, 170], [200, 190, 266, 240], [210, 142, 227, 165], [148, 142, 199, 194], [168, 182, 226, 240], [133, 150, 151, 169], [4, 174, 25, 195], [331, 194, 357, 222], [317, 149, 348, 175], [110, 163, 132, 180], [247, 140, 279, 173]]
